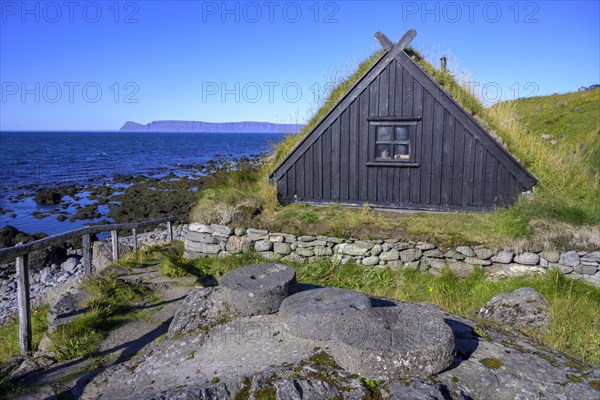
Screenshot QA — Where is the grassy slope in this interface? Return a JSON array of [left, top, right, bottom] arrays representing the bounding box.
[[487, 89, 599, 229], [509, 88, 600, 181], [512, 88, 599, 148], [191, 48, 600, 249]]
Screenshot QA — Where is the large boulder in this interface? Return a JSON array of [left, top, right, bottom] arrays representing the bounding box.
[[34, 188, 63, 205], [79, 281, 600, 400], [281, 288, 455, 380], [47, 288, 92, 332], [0, 225, 37, 248], [29, 245, 67, 273], [478, 287, 550, 332]]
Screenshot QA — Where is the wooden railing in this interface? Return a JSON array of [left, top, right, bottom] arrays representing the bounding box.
[[0, 216, 176, 354]]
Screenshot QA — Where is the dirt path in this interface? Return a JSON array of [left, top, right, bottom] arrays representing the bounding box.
[[10, 265, 197, 399]]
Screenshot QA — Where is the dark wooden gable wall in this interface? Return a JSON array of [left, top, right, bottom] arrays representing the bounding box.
[[271, 51, 537, 211]]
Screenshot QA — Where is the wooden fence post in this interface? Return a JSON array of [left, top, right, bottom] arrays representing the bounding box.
[[15, 255, 32, 354], [132, 228, 138, 253], [82, 234, 92, 276], [111, 230, 119, 261], [167, 221, 173, 243]]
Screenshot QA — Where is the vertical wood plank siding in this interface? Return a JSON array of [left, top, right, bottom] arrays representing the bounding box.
[[358, 91, 369, 200], [275, 57, 534, 211]]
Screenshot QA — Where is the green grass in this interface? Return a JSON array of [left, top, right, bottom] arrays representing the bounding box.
[[49, 275, 157, 361], [0, 305, 49, 362], [0, 308, 50, 399], [111, 241, 198, 278], [157, 248, 600, 366], [511, 88, 599, 148], [113, 242, 184, 269]]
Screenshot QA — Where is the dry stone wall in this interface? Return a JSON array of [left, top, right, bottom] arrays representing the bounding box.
[[184, 223, 600, 287]]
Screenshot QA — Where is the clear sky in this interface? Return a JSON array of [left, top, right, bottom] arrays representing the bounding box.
[[0, 0, 598, 131]]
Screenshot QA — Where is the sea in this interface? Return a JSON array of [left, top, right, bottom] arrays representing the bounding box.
[[0, 131, 286, 236]]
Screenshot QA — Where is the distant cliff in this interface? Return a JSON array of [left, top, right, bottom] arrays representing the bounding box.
[[119, 121, 304, 133]]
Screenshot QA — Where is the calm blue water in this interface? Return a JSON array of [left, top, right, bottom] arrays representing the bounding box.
[[0, 131, 285, 188], [0, 131, 286, 235]]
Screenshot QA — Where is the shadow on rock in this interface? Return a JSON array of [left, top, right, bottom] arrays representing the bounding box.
[[133, 295, 187, 312], [443, 318, 479, 368]]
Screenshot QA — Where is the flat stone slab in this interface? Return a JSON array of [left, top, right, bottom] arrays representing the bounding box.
[[80, 314, 322, 400], [279, 287, 372, 340], [331, 304, 456, 380], [219, 263, 296, 316]]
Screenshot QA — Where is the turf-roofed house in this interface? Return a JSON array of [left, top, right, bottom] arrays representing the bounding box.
[[270, 30, 538, 211]]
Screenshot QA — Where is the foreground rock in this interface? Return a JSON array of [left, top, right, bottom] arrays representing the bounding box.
[[167, 263, 296, 339], [479, 287, 551, 332], [167, 287, 230, 338], [77, 264, 600, 400], [279, 287, 455, 380]]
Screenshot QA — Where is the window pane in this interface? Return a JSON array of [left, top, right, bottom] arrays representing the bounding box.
[[376, 144, 392, 159], [394, 144, 410, 160], [376, 126, 393, 142], [395, 126, 409, 141]]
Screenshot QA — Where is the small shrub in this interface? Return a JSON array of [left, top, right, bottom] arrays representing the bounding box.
[[158, 247, 198, 278], [359, 376, 384, 399]]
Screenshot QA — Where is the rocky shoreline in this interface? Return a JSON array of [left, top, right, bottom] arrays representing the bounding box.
[[0, 157, 259, 327], [0, 156, 260, 231]]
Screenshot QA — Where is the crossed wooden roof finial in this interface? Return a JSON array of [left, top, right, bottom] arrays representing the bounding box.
[[375, 29, 416, 53]]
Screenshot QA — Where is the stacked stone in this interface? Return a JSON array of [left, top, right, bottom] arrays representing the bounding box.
[[183, 224, 600, 287], [118, 224, 188, 248]]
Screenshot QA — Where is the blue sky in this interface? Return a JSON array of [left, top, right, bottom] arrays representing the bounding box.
[[1, 0, 598, 131]]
